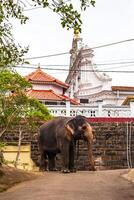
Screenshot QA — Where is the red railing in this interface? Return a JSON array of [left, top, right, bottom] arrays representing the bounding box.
[[87, 117, 134, 123]]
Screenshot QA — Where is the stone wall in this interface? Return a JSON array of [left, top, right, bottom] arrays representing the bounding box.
[[77, 122, 134, 170], [1, 121, 134, 170]]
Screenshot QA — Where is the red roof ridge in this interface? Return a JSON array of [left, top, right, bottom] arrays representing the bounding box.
[[25, 68, 40, 80]]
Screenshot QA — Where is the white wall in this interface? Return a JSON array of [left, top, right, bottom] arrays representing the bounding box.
[[32, 83, 64, 94]]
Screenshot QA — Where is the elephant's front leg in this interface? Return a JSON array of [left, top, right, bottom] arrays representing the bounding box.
[[87, 140, 96, 171], [61, 140, 70, 173], [69, 142, 76, 172]]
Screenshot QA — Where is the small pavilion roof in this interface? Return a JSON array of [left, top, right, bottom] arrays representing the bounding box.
[[25, 67, 69, 89]]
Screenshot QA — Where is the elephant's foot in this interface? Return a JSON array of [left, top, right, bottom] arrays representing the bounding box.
[[70, 168, 77, 173], [61, 169, 70, 173], [49, 168, 58, 172], [39, 168, 48, 172], [90, 166, 96, 171]]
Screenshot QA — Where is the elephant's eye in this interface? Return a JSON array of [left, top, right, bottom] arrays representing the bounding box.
[[82, 125, 87, 130]]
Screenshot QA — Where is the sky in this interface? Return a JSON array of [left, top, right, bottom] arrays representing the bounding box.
[[12, 0, 134, 86]]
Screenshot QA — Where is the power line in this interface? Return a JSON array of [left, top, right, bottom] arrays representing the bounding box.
[[95, 57, 134, 63], [24, 38, 134, 60], [22, 63, 69, 67], [21, 59, 134, 67], [94, 60, 134, 66], [15, 65, 134, 73], [24, 52, 69, 60], [92, 39, 134, 49], [23, 6, 42, 11], [101, 63, 134, 71], [16, 60, 134, 72]]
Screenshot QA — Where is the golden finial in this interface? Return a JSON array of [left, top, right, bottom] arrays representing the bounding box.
[[74, 30, 80, 39]]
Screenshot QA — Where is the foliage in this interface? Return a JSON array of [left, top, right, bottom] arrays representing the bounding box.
[[25, 0, 95, 32], [0, 0, 29, 67], [0, 69, 31, 93], [0, 69, 52, 137], [0, 0, 95, 68], [0, 142, 5, 165], [0, 142, 5, 150]]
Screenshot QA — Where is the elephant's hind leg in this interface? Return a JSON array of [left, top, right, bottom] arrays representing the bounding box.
[[47, 152, 57, 171], [39, 151, 48, 171]]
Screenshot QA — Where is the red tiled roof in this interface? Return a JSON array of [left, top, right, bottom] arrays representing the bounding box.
[[26, 89, 79, 105], [25, 68, 69, 89], [27, 89, 63, 101], [112, 86, 134, 91]]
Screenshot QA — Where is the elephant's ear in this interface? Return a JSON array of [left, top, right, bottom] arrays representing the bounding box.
[[65, 119, 75, 140], [84, 122, 94, 141]]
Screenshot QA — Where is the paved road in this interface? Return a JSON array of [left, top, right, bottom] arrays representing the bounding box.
[[0, 170, 133, 200]]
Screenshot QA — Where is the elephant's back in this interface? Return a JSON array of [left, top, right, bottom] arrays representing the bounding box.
[[39, 117, 68, 132], [39, 117, 69, 149]]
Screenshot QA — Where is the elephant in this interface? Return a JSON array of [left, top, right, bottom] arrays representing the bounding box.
[[38, 115, 96, 173]]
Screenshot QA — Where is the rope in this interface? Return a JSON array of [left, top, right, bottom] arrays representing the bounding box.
[[129, 122, 133, 168], [126, 122, 133, 168], [126, 122, 130, 168]]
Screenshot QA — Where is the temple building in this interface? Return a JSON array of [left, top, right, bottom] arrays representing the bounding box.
[[25, 66, 79, 106], [66, 35, 134, 106]]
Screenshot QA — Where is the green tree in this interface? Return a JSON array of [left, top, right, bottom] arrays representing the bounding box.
[[0, 0, 95, 67], [0, 69, 52, 167], [0, 69, 52, 137]]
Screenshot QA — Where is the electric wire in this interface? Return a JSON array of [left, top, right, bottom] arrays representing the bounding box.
[[15, 65, 134, 73], [24, 52, 69, 60], [92, 39, 134, 50], [101, 63, 134, 71], [18, 59, 134, 67], [24, 39, 134, 60], [23, 6, 42, 11], [95, 57, 134, 63]]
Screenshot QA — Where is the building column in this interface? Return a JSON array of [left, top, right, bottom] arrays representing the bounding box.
[[97, 100, 103, 117], [66, 100, 71, 117], [130, 102, 134, 117]]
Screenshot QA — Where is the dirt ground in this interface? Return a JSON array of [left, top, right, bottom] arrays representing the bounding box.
[[0, 169, 133, 200], [0, 166, 39, 192]]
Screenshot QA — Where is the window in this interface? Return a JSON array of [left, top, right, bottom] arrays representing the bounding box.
[[80, 99, 89, 104]]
